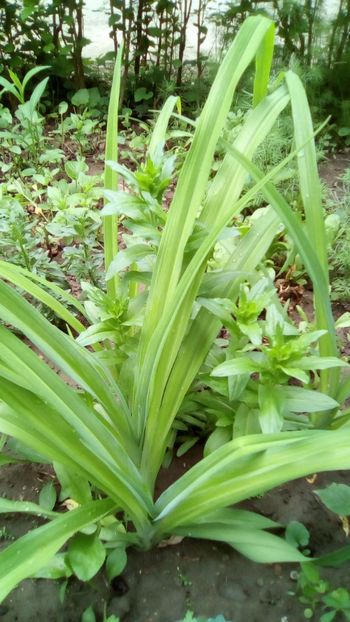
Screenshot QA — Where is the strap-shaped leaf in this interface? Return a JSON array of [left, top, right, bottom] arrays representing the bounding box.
[[286, 70, 337, 398], [154, 429, 350, 532], [0, 280, 133, 444], [0, 260, 86, 332], [174, 524, 306, 563], [22, 65, 50, 92], [148, 95, 180, 160], [104, 43, 123, 298], [0, 498, 57, 519], [136, 16, 275, 377], [0, 389, 152, 526]]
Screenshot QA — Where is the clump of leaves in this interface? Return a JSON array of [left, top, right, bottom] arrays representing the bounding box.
[[2, 17, 350, 606], [0, 194, 64, 282], [183, 282, 346, 451], [298, 563, 350, 621]]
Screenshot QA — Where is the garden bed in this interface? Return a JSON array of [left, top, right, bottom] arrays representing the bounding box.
[[1, 460, 349, 622], [1, 151, 350, 622]]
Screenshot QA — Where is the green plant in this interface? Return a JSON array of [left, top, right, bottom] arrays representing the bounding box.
[[0, 193, 64, 282], [0, 66, 48, 107], [60, 109, 101, 156], [297, 563, 350, 621], [289, 483, 350, 621], [182, 288, 346, 449], [0, 66, 60, 173], [2, 17, 350, 603]]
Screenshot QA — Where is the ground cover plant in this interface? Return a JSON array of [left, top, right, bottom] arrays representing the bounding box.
[[2, 15, 350, 611]]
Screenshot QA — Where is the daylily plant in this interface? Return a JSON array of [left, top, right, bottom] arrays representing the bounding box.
[[1, 16, 350, 602]]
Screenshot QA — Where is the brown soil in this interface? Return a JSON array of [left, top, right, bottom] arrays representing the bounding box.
[[319, 150, 350, 189]]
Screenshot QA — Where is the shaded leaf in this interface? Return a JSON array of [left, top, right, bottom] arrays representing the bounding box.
[[315, 483, 350, 517], [68, 532, 106, 582]]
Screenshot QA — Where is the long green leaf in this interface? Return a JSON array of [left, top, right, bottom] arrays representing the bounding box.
[[0, 498, 57, 519], [174, 524, 307, 563], [154, 429, 350, 532], [22, 65, 50, 92], [136, 16, 275, 390], [29, 77, 49, 112], [104, 44, 123, 298], [0, 280, 133, 444], [0, 261, 86, 332], [285, 71, 337, 397], [0, 390, 151, 528], [253, 22, 275, 106], [148, 95, 180, 160]]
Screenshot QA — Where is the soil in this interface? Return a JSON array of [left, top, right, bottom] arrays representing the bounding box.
[[319, 150, 350, 189], [2, 153, 350, 622]]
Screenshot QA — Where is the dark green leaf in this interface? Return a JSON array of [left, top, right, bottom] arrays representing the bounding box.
[[106, 547, 127, 581], [68, 532, 106, 582], [315, 483, 350, 516], [39, 482, 57, 511], [285, 521, 310, 548]]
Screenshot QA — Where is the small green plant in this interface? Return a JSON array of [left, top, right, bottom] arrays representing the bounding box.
[[289, 482, 350, 621], [0, 66, 49, 107], [0, 66, 60, 173], [60, 109, 101, 156], [0, 194, 64, 283], [297, 564, 350, 621], [185, 288, 346, 448]]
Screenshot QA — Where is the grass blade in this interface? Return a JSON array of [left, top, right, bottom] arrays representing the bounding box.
[[0, 280, 133, 440], [104, 44, 123, 298], [136, 16, 275, 385], [155, 429, 350, 531], [285, 71, 337, 396], [148, 95, 180, 160], [0, 261, 86, 332]]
